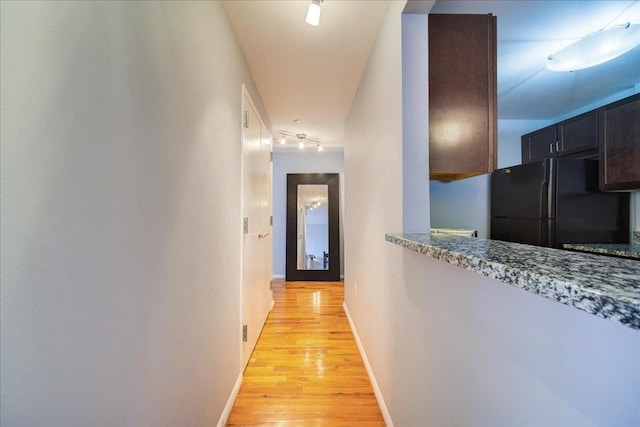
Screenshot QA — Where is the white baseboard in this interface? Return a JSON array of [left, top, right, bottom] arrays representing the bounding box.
[[217, 372, 243, 427], [343, 302, 394, 426]]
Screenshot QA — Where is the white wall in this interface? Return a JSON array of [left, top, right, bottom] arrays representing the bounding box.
[[343, 0, 407, 422], [0, 2, 268, 425], [402, 13, 430, 232], [272, 150, 344, 277], [344, 2, 640, 425]]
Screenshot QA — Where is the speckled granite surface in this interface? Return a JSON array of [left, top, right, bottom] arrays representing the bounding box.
[[563, 242, 640, 260], [386, 233, 640, 331]]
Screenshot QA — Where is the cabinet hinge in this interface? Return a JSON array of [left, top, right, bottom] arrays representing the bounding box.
[[270, 151, 273, 162], [243, 110, 249, 128], [242, 324, 248, 342], [270, 216, 273, 226], [243, 217, 249, 234]]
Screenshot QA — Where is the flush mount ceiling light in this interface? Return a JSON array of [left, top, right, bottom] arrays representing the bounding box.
[[546, 22, 640, 72], [305, 0, 323, 26]]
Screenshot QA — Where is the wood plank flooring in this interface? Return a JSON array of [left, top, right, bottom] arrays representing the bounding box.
[[227, 280, 385, 426]]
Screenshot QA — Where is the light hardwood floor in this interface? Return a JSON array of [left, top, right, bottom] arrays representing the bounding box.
[[227, 280, 385, 426]]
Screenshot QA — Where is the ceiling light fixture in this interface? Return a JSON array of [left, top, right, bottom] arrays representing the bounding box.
[[277, 131, 325, 152], [546, 22, 640, 72], [305, 0, 323, 26]]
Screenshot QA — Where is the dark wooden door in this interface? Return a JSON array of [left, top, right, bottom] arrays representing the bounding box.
[[599, 93, 640, 191]]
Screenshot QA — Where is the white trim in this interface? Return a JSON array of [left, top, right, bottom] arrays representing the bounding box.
[[343, 302, 394, 427], [217, 372, 243, 427], [242, 85, 269, 132]]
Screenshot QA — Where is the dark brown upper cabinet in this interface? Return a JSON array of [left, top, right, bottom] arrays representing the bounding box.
[[521, 110, 598, 164], [521, 125, 557, 163], [559, 111, 598, 156], [428, 13, 497, 181], [599, 93, 640, 191]]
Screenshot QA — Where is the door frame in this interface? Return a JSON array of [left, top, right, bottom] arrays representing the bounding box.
[[240, 85, 273, 370]]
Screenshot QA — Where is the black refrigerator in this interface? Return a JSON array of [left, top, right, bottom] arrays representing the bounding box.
[[490, 158, 629, 248]]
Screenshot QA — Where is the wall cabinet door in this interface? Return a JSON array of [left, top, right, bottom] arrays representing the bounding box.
[[429, 13, 497, 181], [599, 93, 640, 191], [558, 110, 598, 156], [521, 125, 556, 163], [522, 111, 598, 164]]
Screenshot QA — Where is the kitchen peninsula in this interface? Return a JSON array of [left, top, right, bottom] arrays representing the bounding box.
[[386, 233, 640, 330]]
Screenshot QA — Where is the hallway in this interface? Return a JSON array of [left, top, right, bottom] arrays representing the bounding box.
[[227, 281, 384, 425]]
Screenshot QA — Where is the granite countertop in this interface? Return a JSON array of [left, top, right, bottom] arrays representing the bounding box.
[[563, 232, 640, 260], [385, 232, 640, 331], [563, 242, 640, 260]]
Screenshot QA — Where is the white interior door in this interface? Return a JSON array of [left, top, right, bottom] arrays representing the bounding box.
[[261, 122, 273, 288], [241, 90, 273, 370]]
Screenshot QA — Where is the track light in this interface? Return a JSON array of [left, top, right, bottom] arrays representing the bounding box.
[[278, 131, 324, 150], [547, 22, 640, 72], [305, 0, 323, 26], [297, 133, 306, 149]]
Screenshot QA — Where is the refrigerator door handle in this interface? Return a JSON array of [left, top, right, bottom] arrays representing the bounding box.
[[539, 158, 554, 220], [539, 181, 548, 219]]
